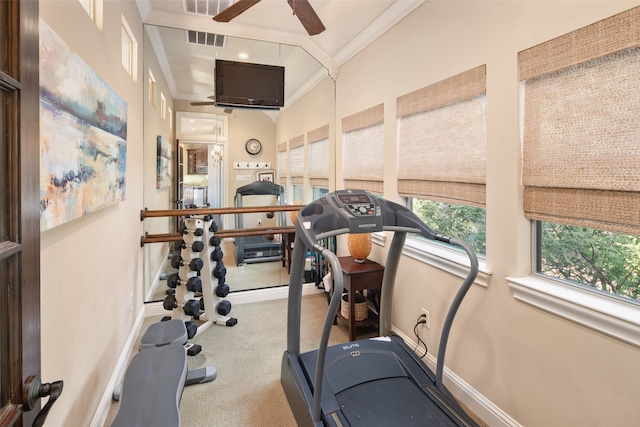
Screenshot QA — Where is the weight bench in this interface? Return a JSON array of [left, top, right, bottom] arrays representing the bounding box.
[[111, 320, 216, 426]]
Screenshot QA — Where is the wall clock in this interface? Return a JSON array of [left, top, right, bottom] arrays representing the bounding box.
[[245, 138, 262, 155]]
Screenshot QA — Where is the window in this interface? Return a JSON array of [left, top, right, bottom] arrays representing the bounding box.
[[510, 7, 640, 346], [277, 142, 288, 187], [121, 15, 137, 81], [312, 186, 328, 201], [78, 0, 103, 30], [410, 199, 486, 256], [308, 124, 329, 199], [396, 66, 487, 255], [160, 92, 167, 120], [148, 69, 156, 109], [292, 185, 304, 203], [535, 221, 640, 302]]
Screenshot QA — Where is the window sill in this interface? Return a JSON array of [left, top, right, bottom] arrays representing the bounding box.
[[507, 275, 640, 348], [402, 236, 491, 288]]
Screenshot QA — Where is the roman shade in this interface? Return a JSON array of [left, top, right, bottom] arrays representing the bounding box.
[[289, 134, 305, 185], [342, 104, 384, 193], [308, 124, 329, 188], [396, 65, 487, 207], [519, 7, 640, 236], [277, 141, 288, 183]]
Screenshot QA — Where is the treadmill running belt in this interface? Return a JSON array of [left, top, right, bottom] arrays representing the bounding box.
[[336, 376, 462, 426]]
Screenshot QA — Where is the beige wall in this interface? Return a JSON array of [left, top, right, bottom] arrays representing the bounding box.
[[336, 1, 640, 426], [39, 2, 145, 426]]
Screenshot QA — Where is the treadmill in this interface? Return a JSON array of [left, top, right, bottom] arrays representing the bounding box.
[[281, 189, 480, 427], [234, 181, 286, 264]]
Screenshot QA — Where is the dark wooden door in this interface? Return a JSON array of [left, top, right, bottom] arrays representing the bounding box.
[[1, 2, 59, 426]]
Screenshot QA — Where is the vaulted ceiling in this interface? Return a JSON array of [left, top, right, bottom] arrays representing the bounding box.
[[136, 0, 424, 104]]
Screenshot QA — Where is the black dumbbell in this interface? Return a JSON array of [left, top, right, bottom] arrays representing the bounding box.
[[167, 273, 202, 292], [210, 246, 224, 262], [213, 261, 226, 279], [181, 240, 205, 252], [199, 297, 231, 316], [163, 295, 202, 316], [163, 294, 177, 311], [216, 283, 230, 298], [182, 227, 204, 236], [183, 299, 202, 316], [171, 256, 204, 272], [185, 321, 198, 339], [216, 299, 232, 316], [209, 221, 219, 233], [209, 235, 222, 247]]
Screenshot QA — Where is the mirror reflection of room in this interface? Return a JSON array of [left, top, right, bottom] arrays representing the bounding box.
[[142, 25, 336, 303]]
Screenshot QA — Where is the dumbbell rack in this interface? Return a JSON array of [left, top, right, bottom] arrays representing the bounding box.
[[167, 216, 237, 338]]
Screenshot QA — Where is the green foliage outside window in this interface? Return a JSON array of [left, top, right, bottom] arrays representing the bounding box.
[[411, 199, 486, 256], [538, 222, 640, 302]]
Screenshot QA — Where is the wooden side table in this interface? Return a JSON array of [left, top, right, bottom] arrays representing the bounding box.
[[281, 231, 295, 274], [335, 256, 385, 341]]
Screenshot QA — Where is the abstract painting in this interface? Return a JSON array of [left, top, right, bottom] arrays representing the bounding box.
[[39, 19, 128, 231], [156, 135, 172, 189]]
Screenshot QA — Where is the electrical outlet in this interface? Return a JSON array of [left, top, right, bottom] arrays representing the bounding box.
[[129, 293, 134, 313], [420, 308, 431, 329]]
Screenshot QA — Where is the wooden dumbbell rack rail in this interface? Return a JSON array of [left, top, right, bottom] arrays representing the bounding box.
[[140, 205, 301, 246]]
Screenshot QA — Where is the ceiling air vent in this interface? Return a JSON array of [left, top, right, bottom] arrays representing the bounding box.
[[183, 0, 234, 17], [187, 31, 227, 48]]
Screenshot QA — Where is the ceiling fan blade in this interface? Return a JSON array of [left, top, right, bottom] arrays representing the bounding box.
[[190, 101, 217, 106], [287, 0, 325, 35], [213, 0, 261, 23]]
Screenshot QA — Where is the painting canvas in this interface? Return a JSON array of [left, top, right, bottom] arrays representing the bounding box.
[[39, 19, 128, 231], [157, 135, 172, 189]]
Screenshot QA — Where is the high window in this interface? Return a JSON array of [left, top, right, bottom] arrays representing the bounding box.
[[121, 15, 137, 81]]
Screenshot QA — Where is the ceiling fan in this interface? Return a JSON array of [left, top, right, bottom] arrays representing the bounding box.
[[190, 96, 234, 114], [190, 96, 216, 107], [213, 0, 326, 36]]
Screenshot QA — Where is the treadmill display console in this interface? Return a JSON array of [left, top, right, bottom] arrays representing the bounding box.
[[329, 190, 383, 233]]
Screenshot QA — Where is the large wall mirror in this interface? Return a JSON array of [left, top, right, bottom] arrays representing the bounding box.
[[142, 24, 336, 303]]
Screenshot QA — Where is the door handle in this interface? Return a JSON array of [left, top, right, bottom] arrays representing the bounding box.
[[23, 375, 64, 427]]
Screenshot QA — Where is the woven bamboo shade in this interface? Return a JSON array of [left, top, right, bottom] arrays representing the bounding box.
[[289, 135, 304, 186], [277, 142, 288, 182], [308, 124, 330, 189], [342, 104, 384, 193], [520, 7, 640, 236], [396, 66, 487, 207]]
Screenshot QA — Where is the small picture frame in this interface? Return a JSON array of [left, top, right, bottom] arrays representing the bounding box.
[[257, 171, 275, 182]]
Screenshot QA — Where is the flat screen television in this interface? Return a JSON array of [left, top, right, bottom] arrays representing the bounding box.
[[215, 59, 285, 110]]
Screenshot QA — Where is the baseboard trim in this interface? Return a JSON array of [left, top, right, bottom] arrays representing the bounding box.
[[90, 307, 146, 427], [145, 246, 170, 301], [392, 327, 522, 427]]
